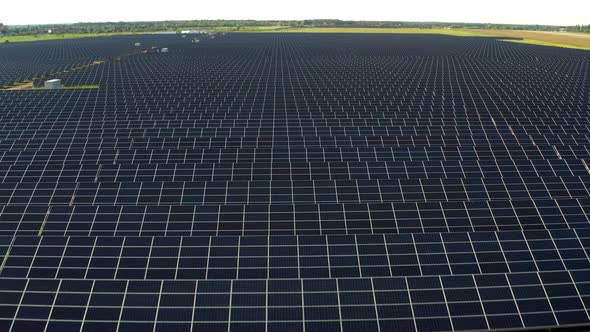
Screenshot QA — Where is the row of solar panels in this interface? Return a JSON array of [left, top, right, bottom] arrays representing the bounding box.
[[0, 147, 586, 164], [0, 90, 584, 110], [2, 270, 590, 331], [0, 160, 585, 183], [3, 128, 590, 138], [2, 228, 589, 279], [3, 94, 586, 111], [2, 198, 590, 236], [0, 177, 588, 207], [4, 137, 590, 153]]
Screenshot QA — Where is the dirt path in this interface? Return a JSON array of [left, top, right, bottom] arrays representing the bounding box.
[[6, 82, 34, 90], [531, 31, 590, 39]]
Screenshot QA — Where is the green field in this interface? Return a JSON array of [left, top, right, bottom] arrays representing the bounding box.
[[247, 27, 485, 36], [3, 32, 142, 43], [0, 27, 495, 42]]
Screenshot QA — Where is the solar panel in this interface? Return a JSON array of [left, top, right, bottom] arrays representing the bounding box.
[[1, 32, 590, 331]]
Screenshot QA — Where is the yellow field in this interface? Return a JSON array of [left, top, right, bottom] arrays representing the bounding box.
[[261, 27, 483, 37], [233, 27, 590, 50], [463, 29, 590, 50]]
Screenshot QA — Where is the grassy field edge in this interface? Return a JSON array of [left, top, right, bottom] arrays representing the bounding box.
[[2, 32, 146, 43], [3, 27, 590, 51]]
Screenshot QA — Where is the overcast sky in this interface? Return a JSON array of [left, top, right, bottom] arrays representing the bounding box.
[[2, 0, 589, 26]]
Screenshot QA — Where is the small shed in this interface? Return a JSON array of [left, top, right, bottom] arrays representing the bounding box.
[[44, 79, 62, 90]]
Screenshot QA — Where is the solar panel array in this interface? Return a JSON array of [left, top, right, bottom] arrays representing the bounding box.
[[0, 35, 178, 88], [1, 33, 590, 331]]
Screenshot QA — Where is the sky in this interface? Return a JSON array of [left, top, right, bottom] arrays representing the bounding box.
[[2, 0, 589, 26]]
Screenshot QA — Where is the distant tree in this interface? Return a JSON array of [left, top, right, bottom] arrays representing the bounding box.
[[5, 19, 587, 36]]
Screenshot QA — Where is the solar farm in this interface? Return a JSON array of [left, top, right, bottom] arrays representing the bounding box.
[[1, 32, 590, 331]]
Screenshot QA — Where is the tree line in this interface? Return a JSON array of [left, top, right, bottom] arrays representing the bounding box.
[[1, 20, 589, 36]]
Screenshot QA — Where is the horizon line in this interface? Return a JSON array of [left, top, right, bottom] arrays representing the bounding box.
[[4, 18, 587, 28]]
